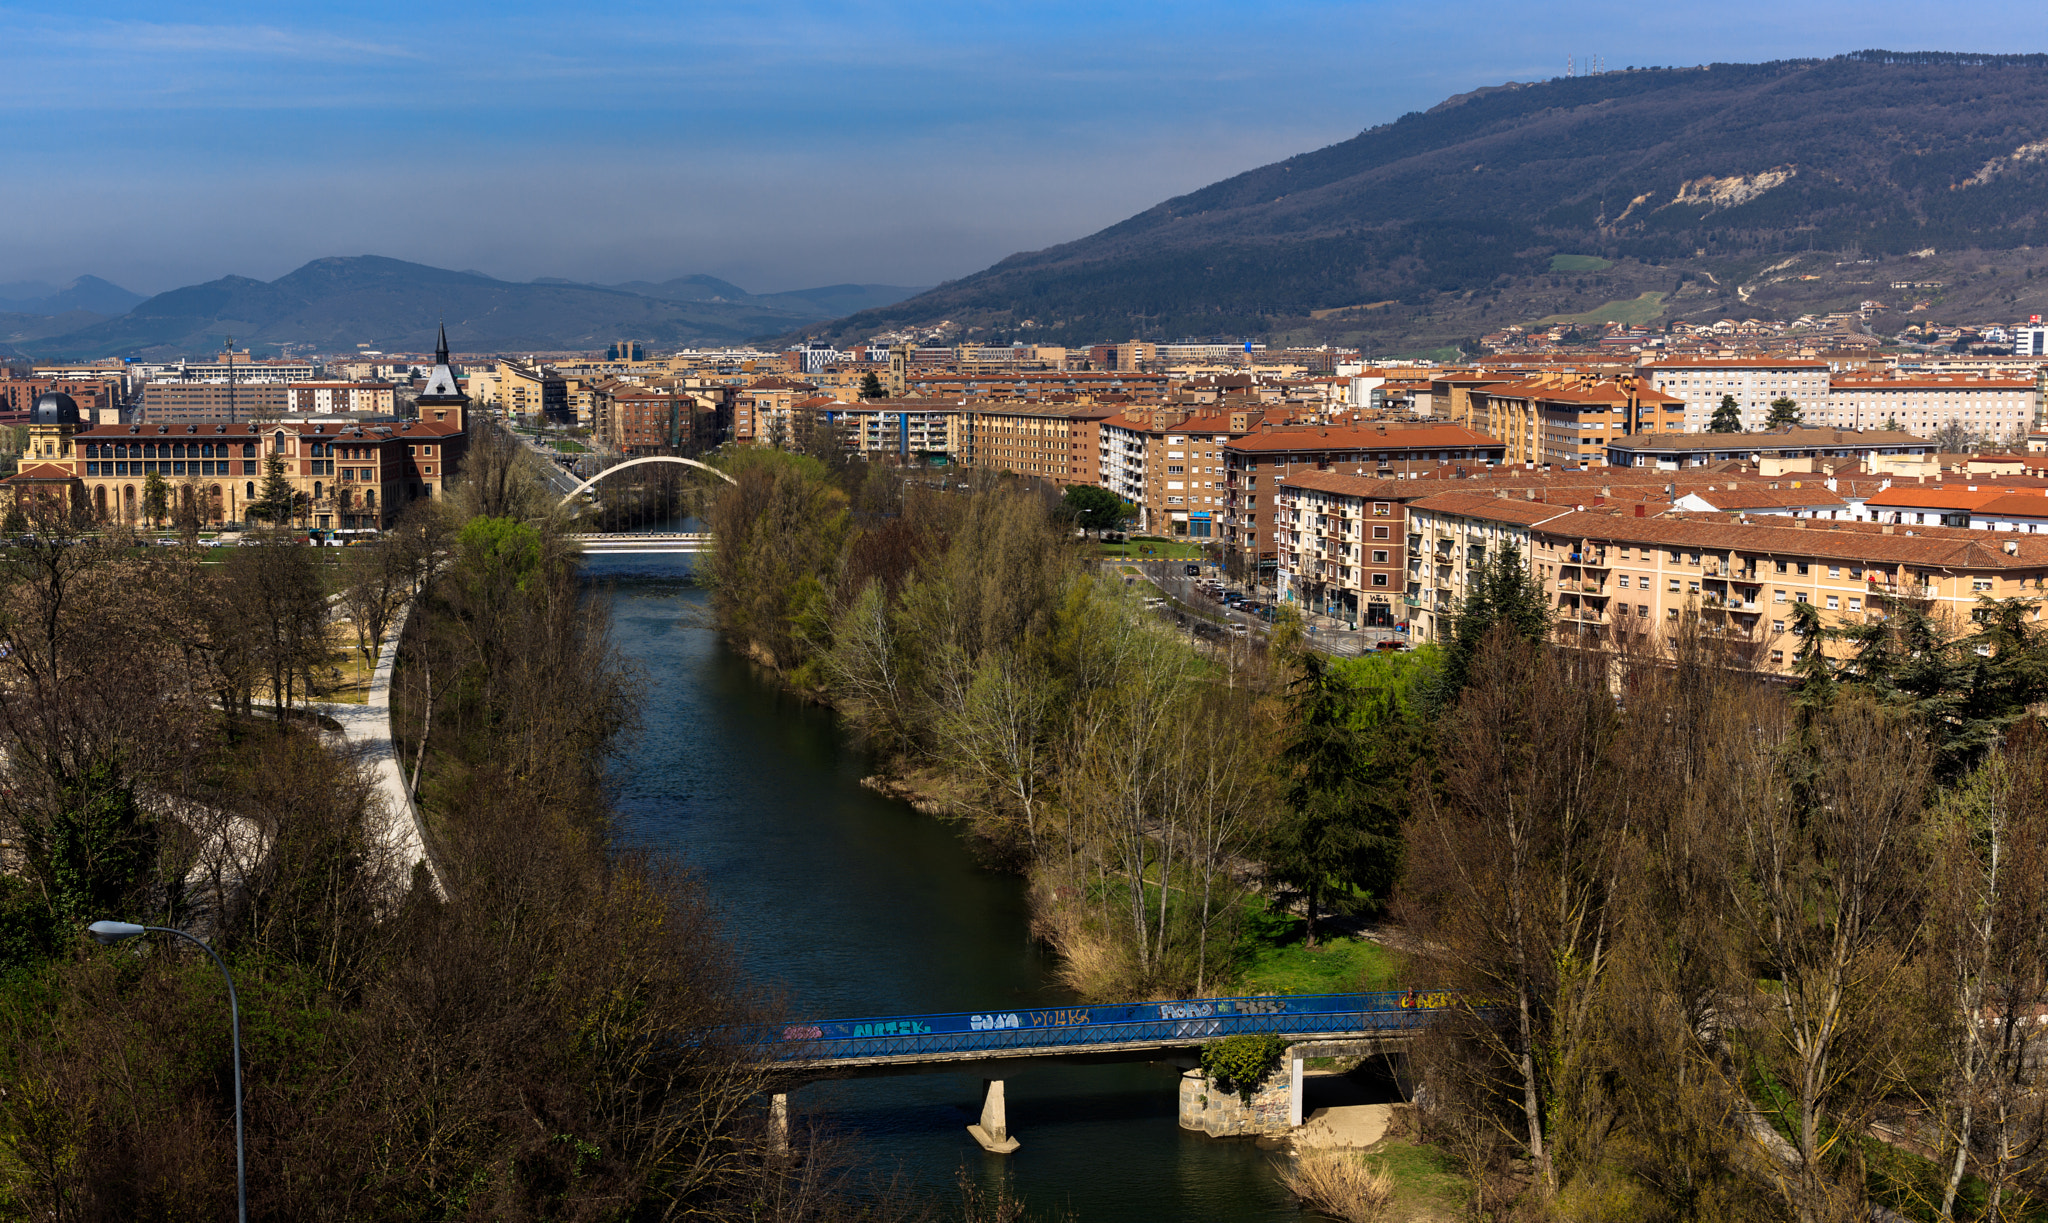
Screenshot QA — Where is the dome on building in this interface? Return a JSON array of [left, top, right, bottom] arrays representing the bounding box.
[[31, 390, 79, 425]]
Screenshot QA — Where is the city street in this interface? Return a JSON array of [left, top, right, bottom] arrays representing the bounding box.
[[1111, 559, 1407, 658]]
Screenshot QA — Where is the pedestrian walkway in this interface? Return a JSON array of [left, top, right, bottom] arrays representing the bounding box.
[[309, 602, 442, 897]]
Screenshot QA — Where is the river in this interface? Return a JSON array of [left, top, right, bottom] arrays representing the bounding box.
[[583, 553, 1301, 1221]]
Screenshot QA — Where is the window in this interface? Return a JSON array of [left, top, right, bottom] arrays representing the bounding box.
[[1618, 575, 1631, 588], [1637, 604, 1648, 618], [1773, 620, 1785, 633], [1775, 560, 1788, 574], [1975, 578, 1994, 592], [1826, 595, 1840, 610], [1669, 549, 1682, 563], [1371, 573, 1388, 587], [1795, 592, 1808, 603], [1774, 590, 1788, 602], [1372, 502, 1391, 516], [1371, 550, 1388, 563], [1796, 563, 1810, 576], [1372, 525, 1389, 539], [1771, 649, 1785, 665], [1849, 567, 1862, 580], [1689, 580, 1700, 593], [1669, 579, 1681, 592], [1827, 566, 1840, 579], [1667, 608, 1679, 621], [1849, 597, 1862, 612]]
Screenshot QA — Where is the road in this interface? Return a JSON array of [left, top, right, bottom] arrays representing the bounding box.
[[1113, 559, 1406, 659]]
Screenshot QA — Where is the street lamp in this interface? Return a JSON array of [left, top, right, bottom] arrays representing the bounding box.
[[88, 921, 246, 1223]]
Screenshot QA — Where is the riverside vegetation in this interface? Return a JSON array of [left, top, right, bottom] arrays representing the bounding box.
[[709, 446, 2048, 1223], [0, 425, 948, 1222]]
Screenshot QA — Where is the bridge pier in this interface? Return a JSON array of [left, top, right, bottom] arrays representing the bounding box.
[[770, 1093, 789, 1157], [967, 1079, 1020, 1154]]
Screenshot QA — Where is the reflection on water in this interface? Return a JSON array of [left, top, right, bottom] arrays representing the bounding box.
[[589, 553, 1298, 1221]]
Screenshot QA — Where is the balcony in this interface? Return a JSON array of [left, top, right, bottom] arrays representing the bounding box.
[[1557, 579, 1605, 594], [1568, 551, 1610, 568]]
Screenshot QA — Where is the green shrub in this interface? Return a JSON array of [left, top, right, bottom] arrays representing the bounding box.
[[1201, 1032, 1290, 1103]]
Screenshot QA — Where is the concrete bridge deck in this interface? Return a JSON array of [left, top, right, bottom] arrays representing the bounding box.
[[568, 532, 712, 554]]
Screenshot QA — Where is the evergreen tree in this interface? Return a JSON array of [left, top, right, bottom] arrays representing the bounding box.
[[1787, 598, 1835, 723], [1434, 542, 1550, 706], [1708, 394, 1744, 433], [1883, 414, 1902, 432], [858, 371, 885, 399], [1766, 396, 1802, 429], [142, 471, 169, 527], [255, 452, 295, 524], [1265, 650, 1404, 946]]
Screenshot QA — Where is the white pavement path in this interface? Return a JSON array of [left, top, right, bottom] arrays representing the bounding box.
[[310, 601, 443, 898]]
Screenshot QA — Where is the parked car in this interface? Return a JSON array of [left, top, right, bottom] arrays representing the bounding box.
[[1183, 564, 1200, 576]]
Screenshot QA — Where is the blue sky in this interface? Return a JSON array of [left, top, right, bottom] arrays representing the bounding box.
[[4, 0, 2040, 297]]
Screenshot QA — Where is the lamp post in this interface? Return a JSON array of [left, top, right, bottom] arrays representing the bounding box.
[[88, 921, 245, 1223]]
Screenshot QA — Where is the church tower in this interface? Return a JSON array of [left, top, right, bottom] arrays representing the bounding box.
[[416, 322, 469, 429]]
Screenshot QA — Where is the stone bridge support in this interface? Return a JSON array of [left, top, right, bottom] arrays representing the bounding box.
[[967, 1079, 1020, 1153]]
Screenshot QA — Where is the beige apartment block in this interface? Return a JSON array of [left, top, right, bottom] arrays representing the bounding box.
[[1407, 494, 2048, 674]]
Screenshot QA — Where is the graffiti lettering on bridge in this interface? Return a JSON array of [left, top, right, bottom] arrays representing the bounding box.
[[970, 1013, 1021, 1032], [781, 1025, 823, 1042], [1028, 1009, 1091, 1029], [852, 1020, 932, 1037]]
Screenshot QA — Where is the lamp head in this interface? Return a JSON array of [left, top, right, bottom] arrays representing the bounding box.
[[87, 921, 146, 945]]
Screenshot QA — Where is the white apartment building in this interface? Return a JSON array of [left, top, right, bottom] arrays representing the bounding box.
[[1822, 375, 2036, 440], [1098, 416, 1150, 526], [2016, 326, 2048, 357], [1640, 358, 1832, 431]]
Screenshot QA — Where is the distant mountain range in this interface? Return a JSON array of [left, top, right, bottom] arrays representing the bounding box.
[[7, 259, 927, 360], [795, 51, 2048, 356]]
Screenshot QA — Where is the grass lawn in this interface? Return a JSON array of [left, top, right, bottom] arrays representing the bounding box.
[[1363, 1135, 1473, 1223], [1549, 253, 1615, 272], [1236, 894, 1406, 995], [551, 439, 589, 453], [1096, 540, 1207, 559], [1538, 291, 1668, 327]]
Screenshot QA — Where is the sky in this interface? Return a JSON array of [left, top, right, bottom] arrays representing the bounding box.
[[4, 0, 2042, 299]]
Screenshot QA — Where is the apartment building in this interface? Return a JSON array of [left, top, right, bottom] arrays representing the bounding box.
[[901, 370, 1171, 405], [1820, 374, 2037, 438], [807, 398, 968, 463], [1222, 423, 1507, 565], [1101, 408, 1269, 538], [283, 382, 397, 415], [1639, 357, 1832, 430], [141, 382, 291, 423], [1606, 427, 1932, 469], [1272, 473, 1441, 629], [732, 376, 819, 446], [0, 376, 123, 424], [1406, 499, 2048, 674], [968, 403, 1114, 482], [490, 360, 572, 424], [1470, 376, 1687, 466], [1402, 493, 1580, 640]]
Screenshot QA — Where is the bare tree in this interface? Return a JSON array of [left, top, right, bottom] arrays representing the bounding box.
[[1726, 692, 1930, 1223]]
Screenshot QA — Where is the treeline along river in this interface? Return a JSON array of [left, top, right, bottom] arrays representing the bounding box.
[[583, 551, 1303, 1221]]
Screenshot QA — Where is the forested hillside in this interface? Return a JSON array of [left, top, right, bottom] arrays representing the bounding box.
[[804, 51, 2048, 352]]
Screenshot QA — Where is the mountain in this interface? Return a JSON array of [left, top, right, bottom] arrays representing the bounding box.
[[0, 275, 143, 316], [798, 51, 2048, 355], [606, 275, 927, 316], [24, 257, 852, 359]]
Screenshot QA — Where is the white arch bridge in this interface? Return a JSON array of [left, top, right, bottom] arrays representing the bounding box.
[[557, 455, 733, 555]]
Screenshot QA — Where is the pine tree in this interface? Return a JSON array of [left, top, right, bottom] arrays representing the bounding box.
[[141, 471, 169, 527], [1766, 396, 1801, 429], [858, 371, 885, 400], [255, 452, 295, 525], [1708, 395, 1743, 433], [1434, 542, 1550, 706]]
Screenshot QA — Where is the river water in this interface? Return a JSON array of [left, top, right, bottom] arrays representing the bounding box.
[[584, 553, 1300, 1221]]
